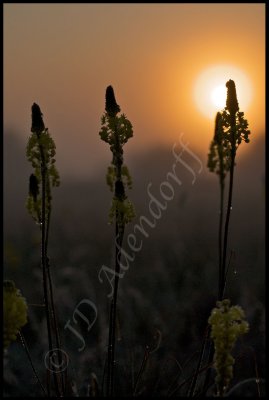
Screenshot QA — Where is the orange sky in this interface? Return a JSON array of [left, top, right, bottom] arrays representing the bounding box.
[[4, 4, 265, 179]]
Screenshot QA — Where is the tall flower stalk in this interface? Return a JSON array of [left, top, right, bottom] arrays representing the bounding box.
[[191, 80, 250, 397], [208, 79, 250, 299], [26, 103, 63, 396], [99, 86, 135, 396], [220, 80, 250, 299]]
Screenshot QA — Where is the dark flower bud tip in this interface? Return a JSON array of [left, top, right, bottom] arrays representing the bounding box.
[[226, 80, 239, 115], [29, 173, 39, 201], [105, 86, 121, 116], [31, 103, 45, 134]]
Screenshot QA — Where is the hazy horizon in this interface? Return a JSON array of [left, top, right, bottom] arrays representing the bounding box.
[[4, 3, 265, 178]]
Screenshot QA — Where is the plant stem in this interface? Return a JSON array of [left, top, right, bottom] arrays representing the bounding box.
[[40, 152, 54, 394], [40, 144, 61, 397], [220, 114, 236, 300], [188, 326, 209, 397], [45, 207, 65, 395], [107, 125, 125, 397], [191, 152, 226, 397], [218, 178, 224, 300], [107, 221, 124, 397], [133, 346, 150, 396], [199, 156, 225, 396], [19, 331, 47, 396]]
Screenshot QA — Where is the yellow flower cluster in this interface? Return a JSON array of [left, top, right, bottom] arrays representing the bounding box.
[[208, 299, 249, 396], [3, 281, 28, 349]]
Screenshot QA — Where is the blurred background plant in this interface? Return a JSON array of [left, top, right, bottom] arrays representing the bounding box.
[[3, 280, 28, 350]]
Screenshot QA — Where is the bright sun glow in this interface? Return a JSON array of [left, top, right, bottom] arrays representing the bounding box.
[[210, 85, 227, 109], [194, 65, 252, 119]]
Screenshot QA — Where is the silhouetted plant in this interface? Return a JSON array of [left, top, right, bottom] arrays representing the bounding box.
[[208, 81, 250, 300], [190, 80, 251, 397], [220, 80, 250, 299], [99, 85, 135, 396], [208, 79, 250, 299], [26, 103, 63, 396]]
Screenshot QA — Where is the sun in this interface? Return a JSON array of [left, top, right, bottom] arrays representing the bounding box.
[[194, 65, 252, 119], [210, 85, 226, 109]]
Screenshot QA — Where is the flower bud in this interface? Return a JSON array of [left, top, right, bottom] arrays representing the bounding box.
[[105, 86, 121, 117], [29, 173, 39, 201], [31, 103, 45, 134], [226, 80, 239, 115]]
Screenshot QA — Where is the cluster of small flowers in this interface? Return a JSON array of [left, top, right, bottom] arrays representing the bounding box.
[[207, 80, 250, 178], [208, 299, 249, 396], [26, 103, 60, 223], [3, 281, 28, 349], [99, 86, 135, 227]]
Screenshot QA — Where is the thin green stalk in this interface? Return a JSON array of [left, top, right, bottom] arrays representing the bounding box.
[[46, 258, 65, 395], [201, 112, 232, 399], [107, 298, 114, 396], [220, 143, 235, 300], [168, 362, 212, 397], [188, 327, 209, 397], [133, 346, 150, 396], [19, 331, 47, 397], [192, 112, 227, 397], [218, 175, 224, 299], [45, 207, 65, 396], [107, 118, 125, 396], [40, 152, 56, 396], [107, 222, 124, 396], [107, 125, 123, 397]]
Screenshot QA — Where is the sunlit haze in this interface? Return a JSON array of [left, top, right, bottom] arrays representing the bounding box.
[[4, 4, 265, 179]]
